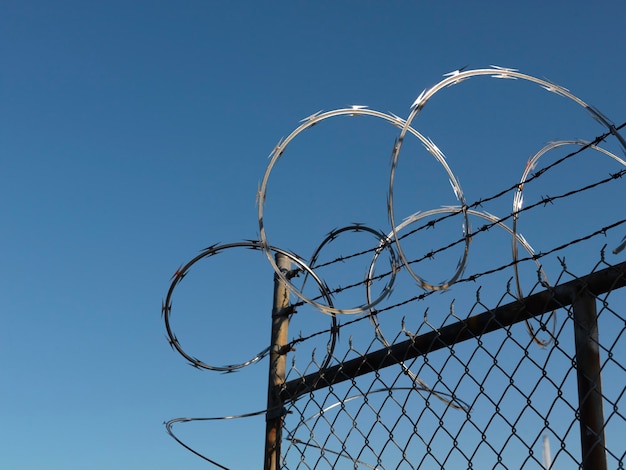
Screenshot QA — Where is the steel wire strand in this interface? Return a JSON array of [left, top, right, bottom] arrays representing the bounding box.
[[305, 165, 626, 312], [384, 124, 625, 264], [289, 217, 626, 348], [368, 207, 554, 383], [257, 107, 463, 315], [295, 125, 625, 296], [163, 240, 337, 372], [300, 222, 470, 411], [165, 408, 271, 470], [396, 169, 626, 286], [389, 66, 626, 291], [298, 224, 399, 315], [511, 140, 626, 323]]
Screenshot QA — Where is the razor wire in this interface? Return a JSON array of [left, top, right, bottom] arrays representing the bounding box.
[[162, 66, 626, 468]]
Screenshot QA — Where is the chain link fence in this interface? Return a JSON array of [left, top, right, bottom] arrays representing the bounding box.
[[276, 257, 626, 469]]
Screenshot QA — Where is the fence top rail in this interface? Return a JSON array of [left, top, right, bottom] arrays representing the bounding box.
[[281, 260, 626, 401]]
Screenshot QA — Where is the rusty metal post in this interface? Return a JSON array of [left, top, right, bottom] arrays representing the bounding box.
[[572, 289, 607, 470], [264, 253, 291, 470]]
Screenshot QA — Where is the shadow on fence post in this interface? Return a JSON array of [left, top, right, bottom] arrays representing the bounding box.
[[264, 253, 292, 470], [573, 288, 607, 470]]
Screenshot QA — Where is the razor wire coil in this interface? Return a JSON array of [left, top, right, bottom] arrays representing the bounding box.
[[162, 66, 626, 468]]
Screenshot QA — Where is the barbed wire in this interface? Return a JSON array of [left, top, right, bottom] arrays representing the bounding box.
[[303, 132, 626, 274], [289, 217, 626, 350], [288, 166, 626, 313]]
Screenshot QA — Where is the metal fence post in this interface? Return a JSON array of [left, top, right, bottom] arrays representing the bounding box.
[[264, 253, 291, 470], [572, 288, 607, 470]]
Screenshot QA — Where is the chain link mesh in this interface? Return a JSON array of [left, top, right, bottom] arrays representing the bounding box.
[[279, 258, 626, 469]]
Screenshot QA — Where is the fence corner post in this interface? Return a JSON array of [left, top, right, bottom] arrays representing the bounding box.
[[264, 253, 292, 470]]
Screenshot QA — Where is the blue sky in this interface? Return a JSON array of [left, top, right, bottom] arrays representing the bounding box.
[[2, 1, 626, 469]]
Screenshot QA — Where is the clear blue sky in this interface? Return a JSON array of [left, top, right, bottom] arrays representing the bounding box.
[[2, 1, 625, 468]]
